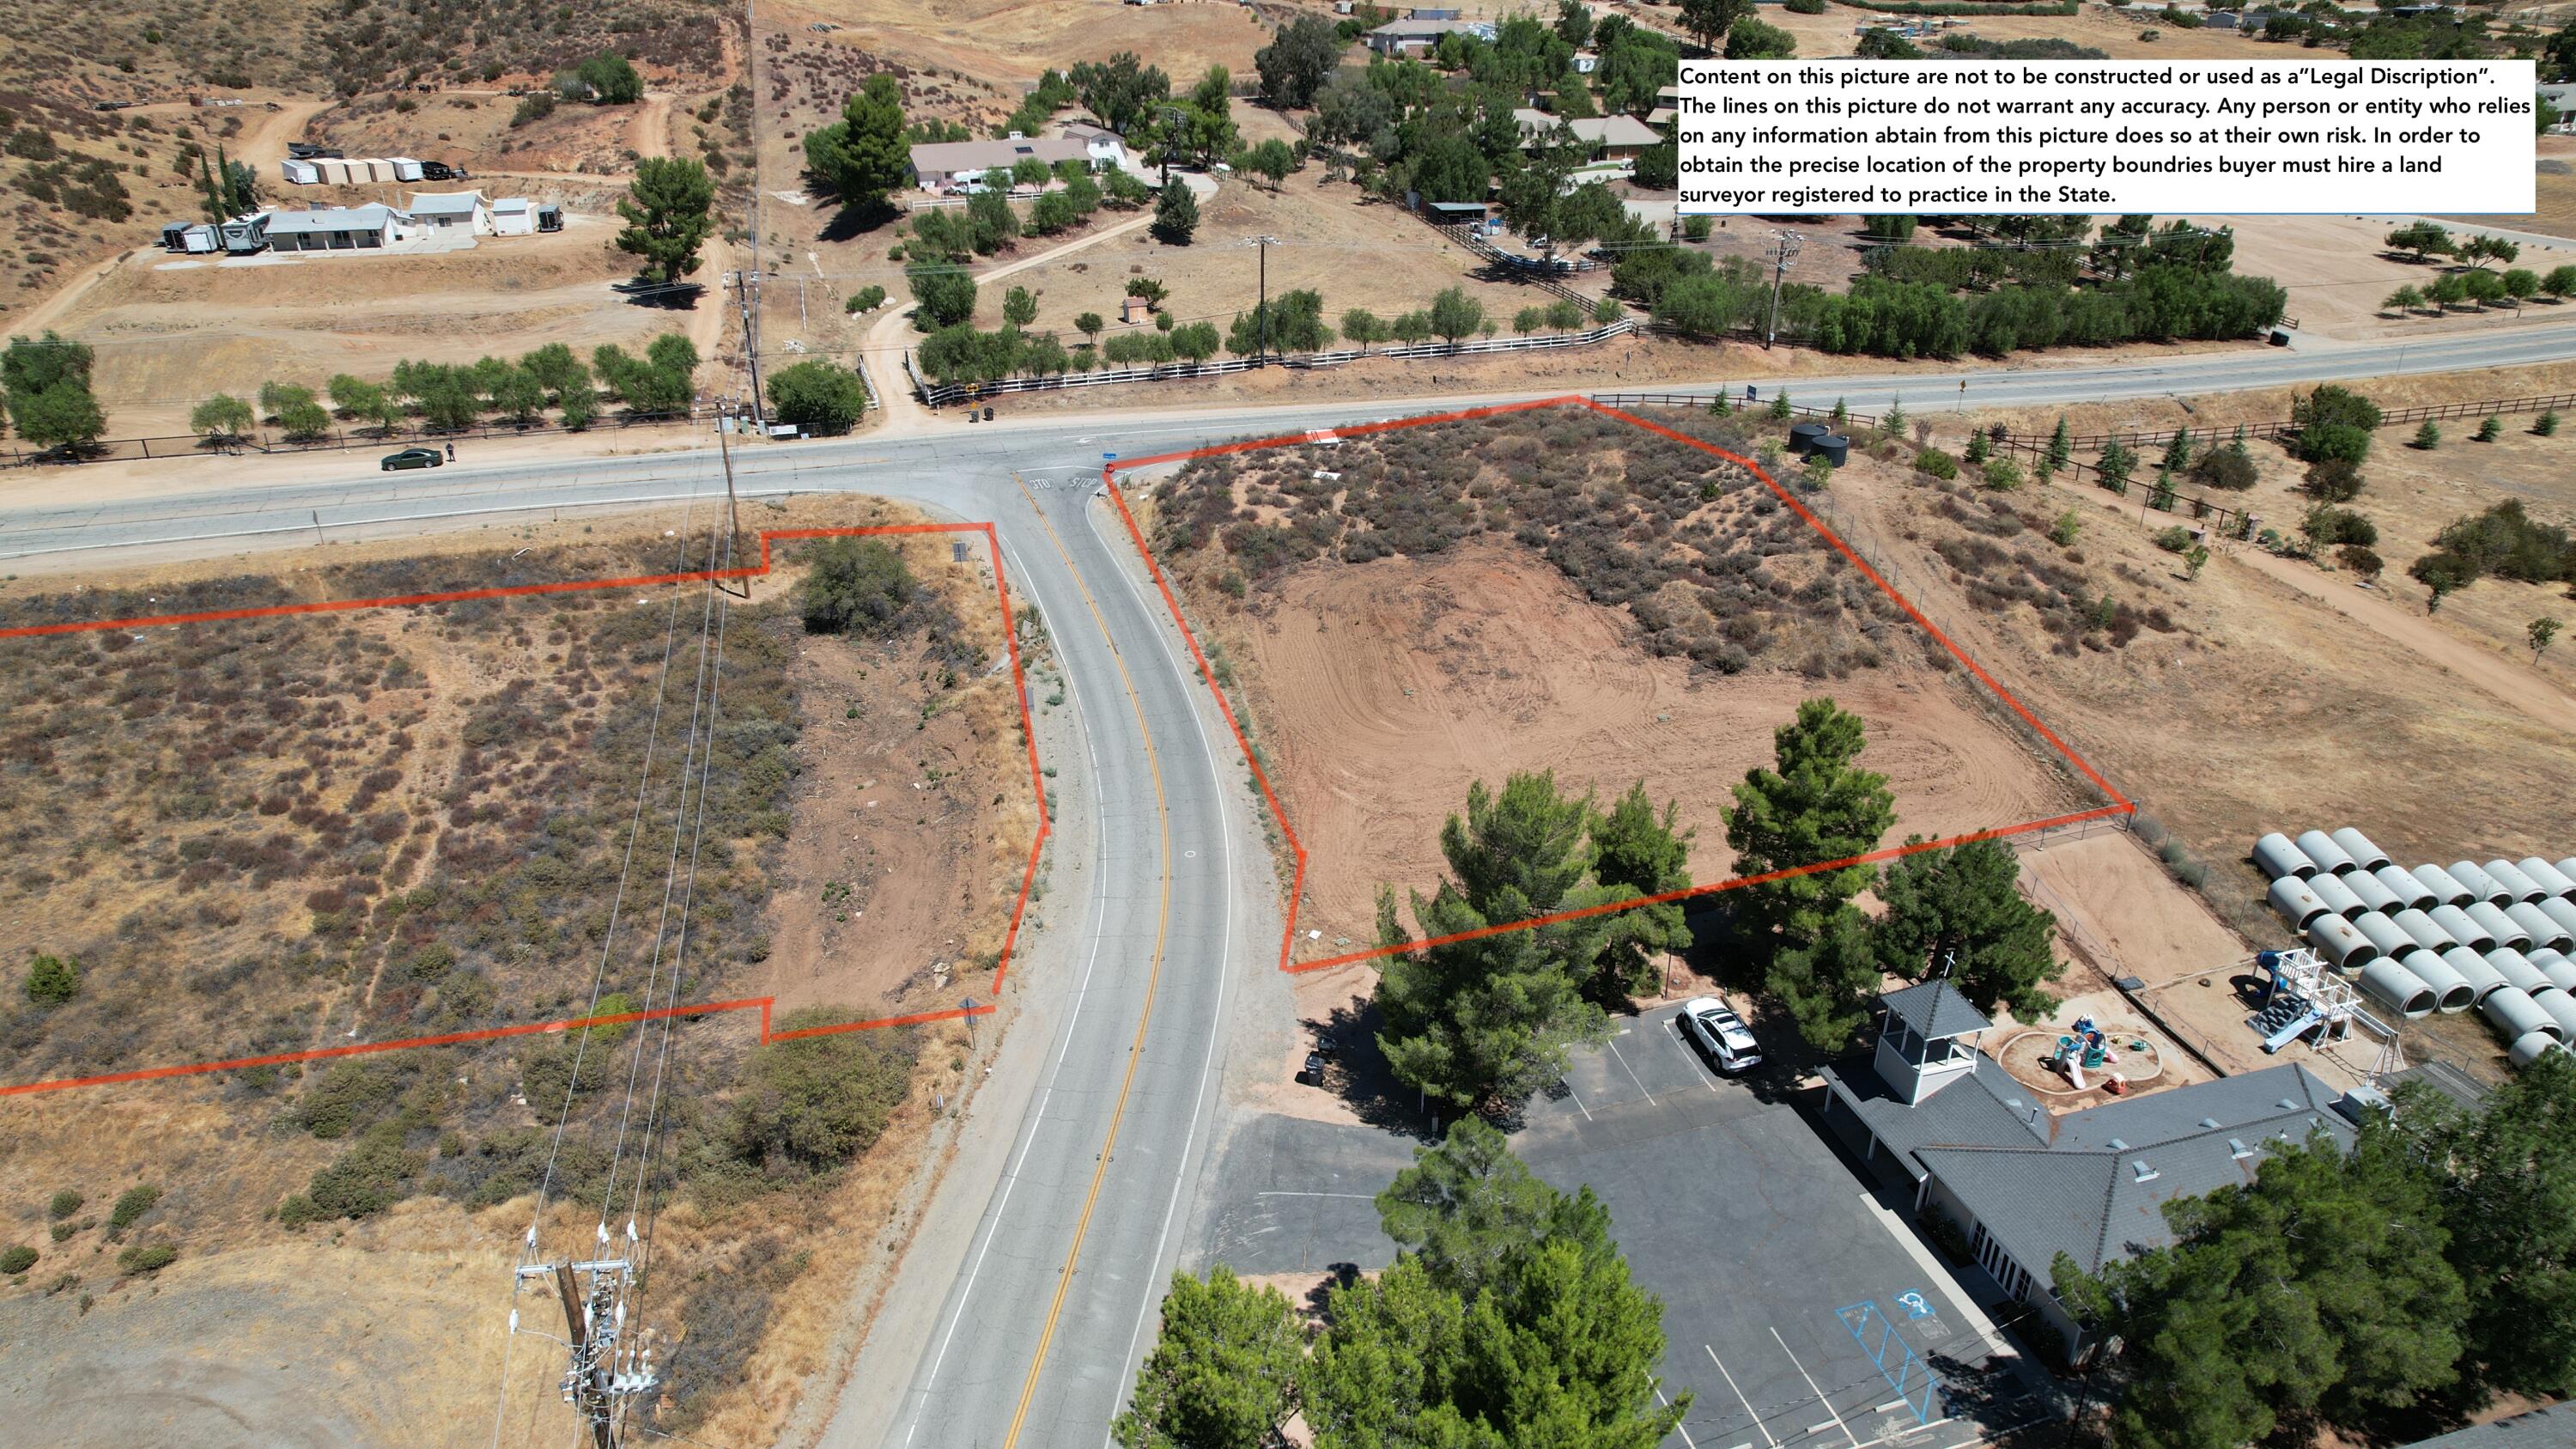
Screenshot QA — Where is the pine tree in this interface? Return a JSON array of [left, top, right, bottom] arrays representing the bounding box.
[[1111, 1266, 1303, 1448], [1377, 1117, 1612, 1301], [2045, 415, 2073, 472], [1588, 782, 1693, 999], [1725, 698, 1897, 1004], [1151, 177, 1199, 245], [1871, 838, 2063, 1020]]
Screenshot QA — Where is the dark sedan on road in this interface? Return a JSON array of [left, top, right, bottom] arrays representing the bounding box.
[[380, 447, 443, 472]]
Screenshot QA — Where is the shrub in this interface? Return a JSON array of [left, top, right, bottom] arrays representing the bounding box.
[[2190, 448, 2257, 490], [0, 1245, 35, 1275], [2291, 384, 2380, 463], [2475, 415, 2501, 441], [799, 539, 914, 634], [2049, 510, 2081, 546], [715, 1008, 918, 1180], [1982, 457, 2023, 490], [2302, 458, 2363, 502], [115, 1243, 175, 1274], [2538, 410, 2561, 436], [2303, 505, 2378, 549], [2412, 421, 2440, 450], [1914, 448, 1959, 479], [2154, 526, 2193, 553], [281, 1129, 416, 1225], [47, 1190, 81, 1221], [844, 284, 887, 314], [765, 360, 867, 436], [2337, 545, 2384, 578], [107, 1185, 161, 1233], [25, 953, 77, 1006]]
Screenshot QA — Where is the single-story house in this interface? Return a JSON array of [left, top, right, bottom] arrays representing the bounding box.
[[2391, 1403, 2576, 1449], [1510, 109, 1662, 161], [265, 204, 406, 252], [1820, 983, 2367, 1361], [489, 197, 538, 236], [908, 132, 1110, 192], [1059, 121, 1128, 169], [1365, 17, 1496, 55], [409, 190, 493, 234]]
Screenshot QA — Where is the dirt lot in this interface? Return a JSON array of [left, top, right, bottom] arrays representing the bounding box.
[[0, 500, 1039, 1442]]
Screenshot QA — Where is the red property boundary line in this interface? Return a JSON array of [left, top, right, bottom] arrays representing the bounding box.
[[0, 522, 1051, 1097], [1098, 394, 2136, 977]]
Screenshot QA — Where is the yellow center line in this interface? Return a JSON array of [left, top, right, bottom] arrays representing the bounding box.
[[1002, 474, 1174, 1449]]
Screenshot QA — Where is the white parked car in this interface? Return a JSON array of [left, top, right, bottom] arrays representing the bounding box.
[[1680, 996, 1762, 1074]]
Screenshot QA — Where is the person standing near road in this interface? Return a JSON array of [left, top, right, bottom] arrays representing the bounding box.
[[445, 441, 455, 461]]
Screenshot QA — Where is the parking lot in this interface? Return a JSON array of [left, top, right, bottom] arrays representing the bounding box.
[[1190, 1002, 2065, 1449]]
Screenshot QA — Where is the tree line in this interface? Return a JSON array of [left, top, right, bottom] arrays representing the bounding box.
[[1112, 1117, 1685, 1448], [179, 335, 702, 443]]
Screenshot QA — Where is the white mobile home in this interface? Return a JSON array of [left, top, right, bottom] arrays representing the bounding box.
[[489, 197, 538, 236], [408, 190, 493, 234], [265, 204, 405, 252]]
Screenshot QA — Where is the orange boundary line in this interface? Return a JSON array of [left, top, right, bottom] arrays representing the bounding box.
[[0, 522, 1051, 1097], [1098, 396, 2135, 977]]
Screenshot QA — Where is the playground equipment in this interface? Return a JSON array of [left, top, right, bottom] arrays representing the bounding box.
[[2247, 948, 2403, 1079], [2046, 1018, 2142, 1093]]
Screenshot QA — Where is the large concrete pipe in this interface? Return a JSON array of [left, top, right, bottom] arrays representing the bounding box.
[[2312, 873, 2369, 919], [2556, 857, 2576, 890], [2509, 1032, 2566, 1069], [2402, 949, 2476, 1013], [2415, 863, 2476, 906], [2307, 914, 2378, 973], [2270, 877, 2332, 931], [2393, 907, 2458, 955], [2429, 904, 2495, 951], [2469, 900, 2531, 950], [2253, 833, 2313, 880], [2538, 896, 2576, 942], [2354, 911, 2418, 962], [2506, 901, 2575, 953], [2374, 865, 2438, 912], [2345, 870, 2403, 916], [2486, 860, 2549, 904], [2488, 947, 2550, 995], [2528, 947, 2576, 995], [2451, 861, 2512, 906], [2332, 828, 2394, 874], [2359, 958, 2436, 1020], [2300, 831, 2360, 875], [2483, 985, 2561, 1043], [2534, 988, 2576, 1040], [2443, 946, 2510, 1002], [2519, 858, 2576, 898]]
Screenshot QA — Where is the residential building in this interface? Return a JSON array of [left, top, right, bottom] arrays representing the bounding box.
[[2391, 1404, 2576, 1449], [1510, 109, 1662, 161], [409, 191, 493, 234], [1365, 17, 1496, 55], [265, 204, 404, 252], [1819, 983, 2366, 1360], [489, 197, 538, 236], [908, 131, 1117, 192]]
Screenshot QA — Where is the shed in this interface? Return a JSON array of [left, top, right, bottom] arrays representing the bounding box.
[[386, 156, 426, 182], [489, 197, 537, 236], [1121, 295, 1154, 325]]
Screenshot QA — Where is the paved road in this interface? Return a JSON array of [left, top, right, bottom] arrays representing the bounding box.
[[9, 322, 2576, 1449]]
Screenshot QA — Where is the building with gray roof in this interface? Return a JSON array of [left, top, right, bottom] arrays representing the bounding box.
[[2391, 1403, 2576, 1449], [1820, 985, 2364, 1358]]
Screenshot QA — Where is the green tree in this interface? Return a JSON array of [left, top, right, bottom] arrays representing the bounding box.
[[2096, 437, 2136, 495], [1112, 1266, 1303, 1448], [1679, 0, 1752, 51], [1426, 285, 1485, 344], [2385, 283, 2423, 314], [1072, 52, 1172, 136], [2046, 414, 2073, 472], [2476, 414, 2502, 441], [1871, 838, 2062, 1020], [2055, 1121, 2466, 1449], [190, 393, 253, 442], [908, 269, 978, 331], [2, 332, 105, 447], [2414, 420, 2441, 450], [1242, 137, 1297, 191], [1767, 905, 1878, 1050], [1151, 177, 1199, 245], [1001, 285, 1039, 328], [1255, 15, 1342, 109], [799, 538, 914, 633], [765, 360, 867, 435], [1726, 698, 1896, 952], [1378, 1117, 1613, 1300], [1589, 782, 1692, 995], [1340, 307, 1388, 350], [25, 953, 78, 1007], [2383, 219, 2453, 261], [615, 157, 715, 282], [1373, 772, 1626, 1110], [576, 52, 643, 104], [2403, 1051, 2576, 1397], [1723, 15, 1795, 58], [804, 74, 909, 216], [490, 365, 545, 426], [2530, 615, 2563, 664]]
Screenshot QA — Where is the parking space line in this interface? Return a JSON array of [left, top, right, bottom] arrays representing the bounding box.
[[1771, 1326, 1860, 1448], [1564, 1081, 1595, 1121], [1704, 1345, 1777, 1449], [1608, 1037, 1656, 1105]]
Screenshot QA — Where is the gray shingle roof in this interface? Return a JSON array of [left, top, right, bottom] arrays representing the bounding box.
[[1881, 979, 1992, 1040], [1917, 1063, 2354, 1275], [2394, 1403, 2576, 1449], [1822, 1054, 2047, 1181]]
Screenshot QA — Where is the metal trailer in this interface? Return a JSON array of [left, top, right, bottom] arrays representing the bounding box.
[[2253, 832, 2312, 880], [388, 156, 425, 181], [2330, 828, 2393, 873], [281, 157, 320, 184]]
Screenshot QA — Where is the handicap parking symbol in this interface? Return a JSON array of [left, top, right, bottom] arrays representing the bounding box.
[[1896, 1290, 1934, 1321]]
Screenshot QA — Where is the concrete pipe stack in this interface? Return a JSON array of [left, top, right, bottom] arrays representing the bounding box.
[[2530, 947, 2576, 995], [2509, 1032, 2567, 1069], [2508, 902, 2574, 953], [2442, 946, 2510, 1002], [2487, 947, 2550, 995], [2469, 901, 2530, 951], [2359, 958, 2437, 1019], [2401, 949, 2476, 1013], [2482, 985, 2561, 1044]]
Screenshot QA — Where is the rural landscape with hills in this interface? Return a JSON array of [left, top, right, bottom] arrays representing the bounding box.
[[4, 1, 2576, 1448]]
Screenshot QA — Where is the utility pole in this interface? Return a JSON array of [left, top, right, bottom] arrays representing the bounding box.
[[734, 267, 769, 429], [515, 1242, 658, 1449], [1763, 229, 1801, 351], [715, 398, 749, 598]]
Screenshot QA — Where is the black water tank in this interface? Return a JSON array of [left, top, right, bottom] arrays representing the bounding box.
[[1814, 434, 1851, 467], [1788, 422, 1827, 454]]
